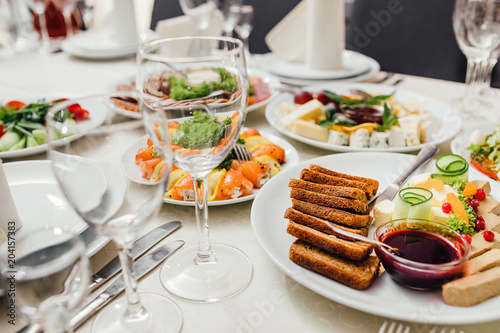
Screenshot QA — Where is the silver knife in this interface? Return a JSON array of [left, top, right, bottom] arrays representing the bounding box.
[[368, 144, 439, 210], [18, 240, 184, 333], [89, 220, 181, 292]]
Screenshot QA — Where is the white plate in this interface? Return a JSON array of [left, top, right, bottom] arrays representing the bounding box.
[[451, 122, 496, 171], [122, 130, 300, 206], [265, 82, 462, 153], [253, 51, 372, 80], [0, 95, 109, 159], [61, 30, 158, 60], [4, 160, 109, 256], [106, 68, 281, 119], [251, 152, 500, 325]]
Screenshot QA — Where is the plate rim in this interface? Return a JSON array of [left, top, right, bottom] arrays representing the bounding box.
[[265, 82, 462, 153], [250, 151, 500, 325]]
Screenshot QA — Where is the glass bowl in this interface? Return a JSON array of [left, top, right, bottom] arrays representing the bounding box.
[[374, 218, 470, 290]]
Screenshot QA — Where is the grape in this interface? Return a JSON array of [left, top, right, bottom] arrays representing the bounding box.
[[294, 91, 313, 105]]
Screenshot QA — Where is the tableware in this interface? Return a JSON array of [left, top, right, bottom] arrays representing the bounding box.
[[120, 130, 299, 205], [60, 29, 158, 60], [233, 5, 253, 58], [89, 221, 181, 292], [451, 122, 495, 162], [179, 0, 216, 42], [374, 218, 470, 290], [52, 0, 76, 38], [453, 0, 500, 112], [26, 0, 51, 53], [265, 82, 462, 153], [138, 36, 252, 302], [0, 226, 90, 333], [217, 0, 242, 37], [251, 152, 500, 324], [0, 95, 108, 159], [18, 241, 185, 333], [3, 160, 108, 256], [46, 93, 182, 333], [378, 321, 411, 333]]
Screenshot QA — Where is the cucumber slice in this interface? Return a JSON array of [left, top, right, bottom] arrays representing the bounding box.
[[26, 136, 38, 148], [392, 187, 433, 220], [9, 136, 26, 151], [32, 129, 48, 145], [435, 154, 468, 175], [0, 131, 21, 151]]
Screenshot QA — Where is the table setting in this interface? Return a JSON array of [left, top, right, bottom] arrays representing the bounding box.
[[3, 0, 500, 332]]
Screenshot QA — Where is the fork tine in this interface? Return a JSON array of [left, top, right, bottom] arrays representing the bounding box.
[[378, 321, 389, 333], [234, 145, 243, 162], [379, 321, 411, 333]]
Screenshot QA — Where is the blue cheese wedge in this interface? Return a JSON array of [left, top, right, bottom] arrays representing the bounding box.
[[291, 120, 329, 142], [349, 128, 370, 148], [369, 132, 389, 148], [328, 130, 349, 146], [399, 117, 421, 146]]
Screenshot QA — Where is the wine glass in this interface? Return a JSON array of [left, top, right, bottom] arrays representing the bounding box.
[[217, 0, 243, 37], [179, 0, 216, 35], [477, 46, 500, 100], [0, 226, 89, 333], [452, 0, 500, 113], [45, 93, 182, 332], [233, 5, 253, 60], [137, 36, 253, 302], [26, 0, 51, 53], [53, 0, 77, 38]]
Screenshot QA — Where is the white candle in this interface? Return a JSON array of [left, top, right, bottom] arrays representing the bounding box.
[[111, 0, 138, 45], [0, 159, 22, 237], [305, 0, 345, 69]]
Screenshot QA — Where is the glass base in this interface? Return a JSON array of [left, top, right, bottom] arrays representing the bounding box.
[[91, 293, 182, 333], [160, 243, 253, 303]]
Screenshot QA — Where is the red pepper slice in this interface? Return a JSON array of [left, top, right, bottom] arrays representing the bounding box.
[[5, 100, 26, 111], [470, 158, 499, 180], [67, 103, 90, 121]]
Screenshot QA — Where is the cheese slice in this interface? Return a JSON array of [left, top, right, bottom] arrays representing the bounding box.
[[373, 199, 395, 227], [291, 120, 329, 142]]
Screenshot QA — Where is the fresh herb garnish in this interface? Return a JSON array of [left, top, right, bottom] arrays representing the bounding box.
[[216, 137, 246, 171], [322, 90, 394, 106], [318, 104, 356, 129], [445, 214, 475, 236], [376, 103, 398, 132], [171, 113, 231, 150]]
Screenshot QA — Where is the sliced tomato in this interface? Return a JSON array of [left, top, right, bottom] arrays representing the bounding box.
[[67, 103, 90, 120], [0, 124, 5, 138], [470, 158, 499, 180], [5, 100, 26, 111]]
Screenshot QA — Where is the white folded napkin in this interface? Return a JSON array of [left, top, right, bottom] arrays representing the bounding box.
[[265, 0, 345, 69], [111, 0, 138, 45], [155, 12, 224, 40], [0, 159, 22, 240]]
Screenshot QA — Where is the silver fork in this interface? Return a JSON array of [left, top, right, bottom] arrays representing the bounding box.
[[378, 320, 411, 333], [429, 326, 465, 333], [233, 143, 252, 162]]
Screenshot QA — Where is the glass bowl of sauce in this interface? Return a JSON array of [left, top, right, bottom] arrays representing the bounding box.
[[374, 218, 470, 290]]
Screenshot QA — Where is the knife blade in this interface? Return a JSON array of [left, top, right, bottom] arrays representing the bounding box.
[[16, 240, 185, 333], [368, 144, 439, 210], [89, 220, 181, 292]]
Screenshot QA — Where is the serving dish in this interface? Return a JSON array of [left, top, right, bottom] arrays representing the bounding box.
[[265, 83, 462, 153], [121, 130, 300, 206], [451, 122, 496, 173], [251, 152, 500, 324], [0, 95, 108, 159], [4, 160, 109, 256]]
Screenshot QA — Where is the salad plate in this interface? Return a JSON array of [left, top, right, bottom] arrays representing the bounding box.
[[0, 95, 109, 159], [251, 152, 500, 325], [265, 82, 462, 153], [3, 160, 109, 256], [106, 68, 282, 119], [121, 130, 300, 206]]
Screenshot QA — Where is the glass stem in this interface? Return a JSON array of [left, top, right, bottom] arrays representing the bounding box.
[[64, 10, 73, 37], [116, 242, 148, 322], [463, 59, 482, 111], [192, 174, 215, 263], [38, 12, 51, 52]]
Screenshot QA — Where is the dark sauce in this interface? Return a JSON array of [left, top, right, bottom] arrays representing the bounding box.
[[383, 229, 460, 264]]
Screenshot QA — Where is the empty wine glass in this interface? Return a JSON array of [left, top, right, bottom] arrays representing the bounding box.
[[45, 93, 182, 332], [0, 226, 89, 333], [26, 0, 51, 53], [477, 46, 500, 100], [233, 5, 253, 59], [452, 0, 500, 113], [217, 0, 242, 37], [53, 0, 77, 37], [137, 36, 252, 302], [179, 0, 216, 35]]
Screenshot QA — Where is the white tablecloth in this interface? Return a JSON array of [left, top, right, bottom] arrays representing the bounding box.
[[0, 51, 499, 333]]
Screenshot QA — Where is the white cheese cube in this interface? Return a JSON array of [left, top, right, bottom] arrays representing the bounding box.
[[408, 172, 431, 187], [430, 206, 450, 224], [399, 116, 421, 146], [349, 128, 370, 148], [369, 131, 390, 148], [291, 120, 329, 142], [295, 99, 325, 121], [328, 130, 349, 146], [469, 129, 486, 146], [388, 126, 406, 147], [373, 199, 395, 227], [419, 120, 434, 143], [430, 184, 457, 207]]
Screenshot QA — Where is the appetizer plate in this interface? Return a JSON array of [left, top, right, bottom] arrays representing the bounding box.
[[4, 160, 109, 256], [121, 130, 300, 206], [451, 122, 496, 170], [0, 95, 109, 159], [251, 152, 500, 325], [265, 82, 462, 153], [106, 68, 282, 119]]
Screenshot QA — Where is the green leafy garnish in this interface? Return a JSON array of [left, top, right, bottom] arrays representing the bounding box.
[[318, 105, 356, 129], [376, 103, 398, 132], [216, 137, 246, 171], [322, 90, 394, 106], [444, 214, 475, 236], [171, 113, 231, 150]]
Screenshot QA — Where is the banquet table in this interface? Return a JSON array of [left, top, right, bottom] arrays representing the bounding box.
[[1, 51, 499, 333]]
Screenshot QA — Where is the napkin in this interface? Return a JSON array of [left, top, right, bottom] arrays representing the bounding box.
[[155, 12, 224, 40], [111, 0, 138, 45], [265, 0, 345, 69], [0, 159, 22, 238]]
